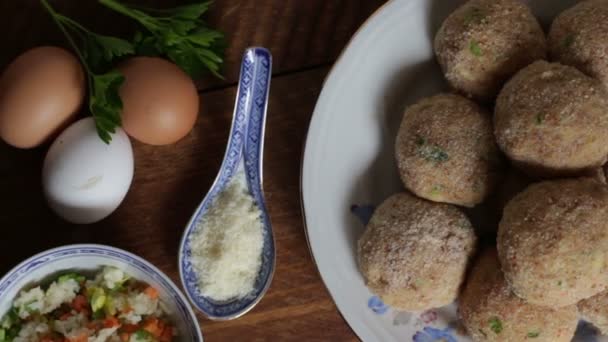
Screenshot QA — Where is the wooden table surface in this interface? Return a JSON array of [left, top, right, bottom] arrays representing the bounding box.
[[0, 1, 387, 340]]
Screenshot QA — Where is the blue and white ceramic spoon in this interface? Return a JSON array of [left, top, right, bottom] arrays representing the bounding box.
[[178, 47, 275, 320]]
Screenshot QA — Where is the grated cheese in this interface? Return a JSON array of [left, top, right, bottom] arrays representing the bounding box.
[[188, 170, 264, 301]]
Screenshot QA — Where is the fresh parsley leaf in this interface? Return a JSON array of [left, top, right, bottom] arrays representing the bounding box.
[[489, 316, 503, 334], [41, 0, 133, 143], [91, 34, 135, 62], [470, 40, 483, 56], [99, 0, 224, 78], [170, 3, 211, 20], [527, 331, 540, 338], [89, 71, 125, 144], [187, 28, 224, 47]]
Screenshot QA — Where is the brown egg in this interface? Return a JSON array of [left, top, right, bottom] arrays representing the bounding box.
[[0, 46, 85, 148], [118, 57, 199, 145]]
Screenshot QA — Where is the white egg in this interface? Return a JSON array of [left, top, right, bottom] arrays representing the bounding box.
[[42, 117, 134, 224]]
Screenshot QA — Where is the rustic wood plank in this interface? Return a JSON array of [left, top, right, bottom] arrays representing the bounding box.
[[0, 66, 359, 341], [0, 0, 386, 90]]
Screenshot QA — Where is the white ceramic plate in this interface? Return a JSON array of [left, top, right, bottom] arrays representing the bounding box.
[[301, 0, 604, 341]]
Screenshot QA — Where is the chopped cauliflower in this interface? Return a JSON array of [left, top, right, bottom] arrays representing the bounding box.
[[44, 278, 80, 313], [89, 326, 119, 342], [119, 310, 142, 325], [13, 320, 49, 342], [13, 287, 45, 319], [53, 313, 87, 336], [102, 267, 128, 290], [129, 293, 158, 316]]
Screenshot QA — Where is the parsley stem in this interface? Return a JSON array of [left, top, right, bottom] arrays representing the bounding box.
[[98, 0, 142, 24], [98, 0, 160, 33], [40, 0, 93, 76]]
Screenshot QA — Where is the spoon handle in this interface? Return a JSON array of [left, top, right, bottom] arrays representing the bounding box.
[[214, 48, 271, 185], [243, 48, 272, 188]]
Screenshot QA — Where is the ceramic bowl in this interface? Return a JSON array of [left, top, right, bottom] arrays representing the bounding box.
[[0, 244, 202, 341]]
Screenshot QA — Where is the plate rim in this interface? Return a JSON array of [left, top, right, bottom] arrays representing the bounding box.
[[299, 0, 400, 340]]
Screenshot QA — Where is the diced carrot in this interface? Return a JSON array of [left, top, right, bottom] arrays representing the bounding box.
[[143, 286, 159, 300], [160, 326, 173, 342], [121, 324, 139, 333], [142, 317, 163, 337], [119, 332, 131, 342], [86, 321, 98, 330], [104, 316, 121, 328], [71, 295, 88, 312]]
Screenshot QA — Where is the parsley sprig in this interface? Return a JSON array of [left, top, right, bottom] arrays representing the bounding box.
[[41, 0, 133, 143], [41, 0, 224, 143], [98, 0, 224, 78]]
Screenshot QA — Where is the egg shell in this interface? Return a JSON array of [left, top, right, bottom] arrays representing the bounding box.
[[0, 46, 85, 148], [119, 57, 199, 145], [42, 117, 134, 224]]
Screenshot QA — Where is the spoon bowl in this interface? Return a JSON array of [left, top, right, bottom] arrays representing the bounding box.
[[178, 47, 275, 320]]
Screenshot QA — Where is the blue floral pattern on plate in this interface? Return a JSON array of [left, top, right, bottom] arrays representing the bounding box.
[[368, 295, 389, 315], [413, 327, 458, 342]]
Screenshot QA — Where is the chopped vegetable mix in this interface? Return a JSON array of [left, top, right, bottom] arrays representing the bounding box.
[[0, 267, 175, 342]]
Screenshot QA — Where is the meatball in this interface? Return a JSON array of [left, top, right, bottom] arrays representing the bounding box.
[[494, 61, 608, 177], [460, 249, 578, 342], [578, 290, 608, 334], [357, 192, 477, 311], [395, 93, 503, 207], [497, 178, 608, 307], [434, 0, 546, 101], [549, 0, 608, 90]]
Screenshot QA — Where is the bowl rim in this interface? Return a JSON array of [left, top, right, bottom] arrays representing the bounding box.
[[0, 243, 203, 342]]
